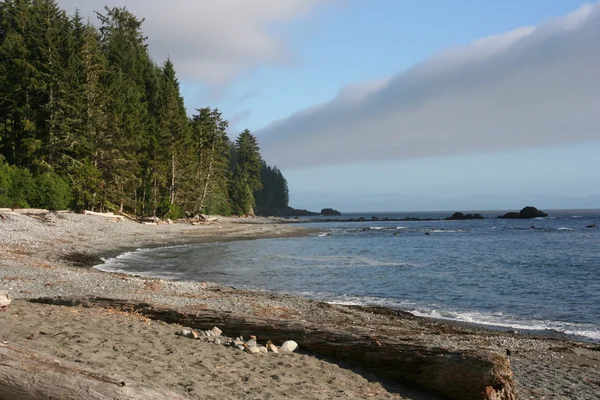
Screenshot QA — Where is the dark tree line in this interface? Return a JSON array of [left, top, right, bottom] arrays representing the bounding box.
[[0, 0, 288, 217]]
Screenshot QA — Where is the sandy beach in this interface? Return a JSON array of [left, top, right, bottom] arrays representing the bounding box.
[[1, 211, 599, 399]]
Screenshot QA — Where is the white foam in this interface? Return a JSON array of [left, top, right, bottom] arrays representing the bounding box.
[[410, 309, 600, 341], [558, 227, 575, 231]]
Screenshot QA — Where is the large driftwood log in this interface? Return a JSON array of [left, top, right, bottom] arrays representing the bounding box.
[[32, 297, 516, 400], [83, 210, 125, 220], [0, 343, 185, 400]]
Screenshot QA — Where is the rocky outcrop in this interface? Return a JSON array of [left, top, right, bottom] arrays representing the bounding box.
[[320, 208, 341, 216], [445, 212, 485, 220], [498, 206, 548, 219]]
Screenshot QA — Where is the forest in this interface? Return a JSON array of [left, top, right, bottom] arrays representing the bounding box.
[[0, 0, 290, 217]]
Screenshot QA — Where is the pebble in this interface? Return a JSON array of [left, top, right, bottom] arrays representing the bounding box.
[[212, 327, 222, 336], [176, 329, 191, 337], [245, 345, 260, 354], [246, 339, 257, 348], [280, 340, 299, 353], [267, 343, 279, 353], [258, 346, 268, 354], [214, 338, 221, 345], [190, 330, 199, 339]]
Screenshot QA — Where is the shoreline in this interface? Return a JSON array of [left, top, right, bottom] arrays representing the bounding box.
[[2, 211, 600, 399], [91, 225, 599, 347], [98, 244, 599, 347]]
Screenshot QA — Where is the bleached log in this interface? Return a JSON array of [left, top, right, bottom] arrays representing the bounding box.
[[11, 209, 49, 214], [117, 211, 138, 222], [0, 343, 185, 400], [84, 210, 125, 220]]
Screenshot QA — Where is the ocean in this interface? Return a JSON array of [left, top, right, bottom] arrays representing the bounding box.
[[96, 209, 600, 342]]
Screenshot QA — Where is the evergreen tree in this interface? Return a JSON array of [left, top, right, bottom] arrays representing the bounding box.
[[186, 107, 230, 214], [96, 6, 152, 212], [254, 163, 290, 215], [235, 129, 262, 192], [0, 1, 292, 216]]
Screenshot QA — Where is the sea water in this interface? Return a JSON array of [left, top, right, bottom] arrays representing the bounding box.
[[97, 209, 600, 342]]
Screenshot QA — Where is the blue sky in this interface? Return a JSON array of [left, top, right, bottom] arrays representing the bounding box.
[[59, 0, 600, 211]]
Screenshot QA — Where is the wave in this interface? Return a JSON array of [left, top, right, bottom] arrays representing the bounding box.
[[558, 227, 575, 231], [302, 291, 600, 342], [410, 309, 600, 341]]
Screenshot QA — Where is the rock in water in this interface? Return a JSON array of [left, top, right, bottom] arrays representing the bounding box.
[[0, 292, 11, 310], [280, 340, 298, 353]]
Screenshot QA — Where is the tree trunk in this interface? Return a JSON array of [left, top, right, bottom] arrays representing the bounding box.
[[170, 142, 176, 205], [198, 138, 215, 212], [0, 343, 185, 400], [31, 297, 516, 400]]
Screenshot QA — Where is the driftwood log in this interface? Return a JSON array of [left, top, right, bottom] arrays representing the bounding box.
[[0, 343, 185, 400], [32, 297, 516, 400]]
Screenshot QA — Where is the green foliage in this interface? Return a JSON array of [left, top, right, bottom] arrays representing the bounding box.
[[30, 172, 72, 210], [229, 171, 255, 216], [254, 163, 290, 215], [0, 156, 70, 209], [0, 1, 290, 217]]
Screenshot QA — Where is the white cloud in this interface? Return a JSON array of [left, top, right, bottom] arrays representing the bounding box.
[[258, 3, 600, 168], [57, 0, 333, 84]]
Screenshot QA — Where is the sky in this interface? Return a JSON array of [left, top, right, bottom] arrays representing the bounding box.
[[57, 0, 600, 212]]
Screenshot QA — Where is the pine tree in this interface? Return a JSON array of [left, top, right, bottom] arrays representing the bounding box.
[[67, 19, 107, 211], [96, 6, 152, 212], [186, 107, 230, 214], [235, 129, 262, 192], [0, 1, 291, 216]]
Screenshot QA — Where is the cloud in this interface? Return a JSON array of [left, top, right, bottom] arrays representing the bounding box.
[[258, 3, 600, 168], [57, 0, 333, 84]]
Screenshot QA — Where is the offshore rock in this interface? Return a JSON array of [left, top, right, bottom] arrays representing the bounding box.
[[445, 212, 485, 220], [498, 206, 548, 219], [320, 208, 341, 216]]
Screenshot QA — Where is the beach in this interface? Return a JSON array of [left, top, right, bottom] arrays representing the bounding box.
[[1, 211, 599, 399]]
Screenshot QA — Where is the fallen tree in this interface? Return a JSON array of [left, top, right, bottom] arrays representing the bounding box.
[[0, 343, 185, 400], [31, 297, 516, 400]]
